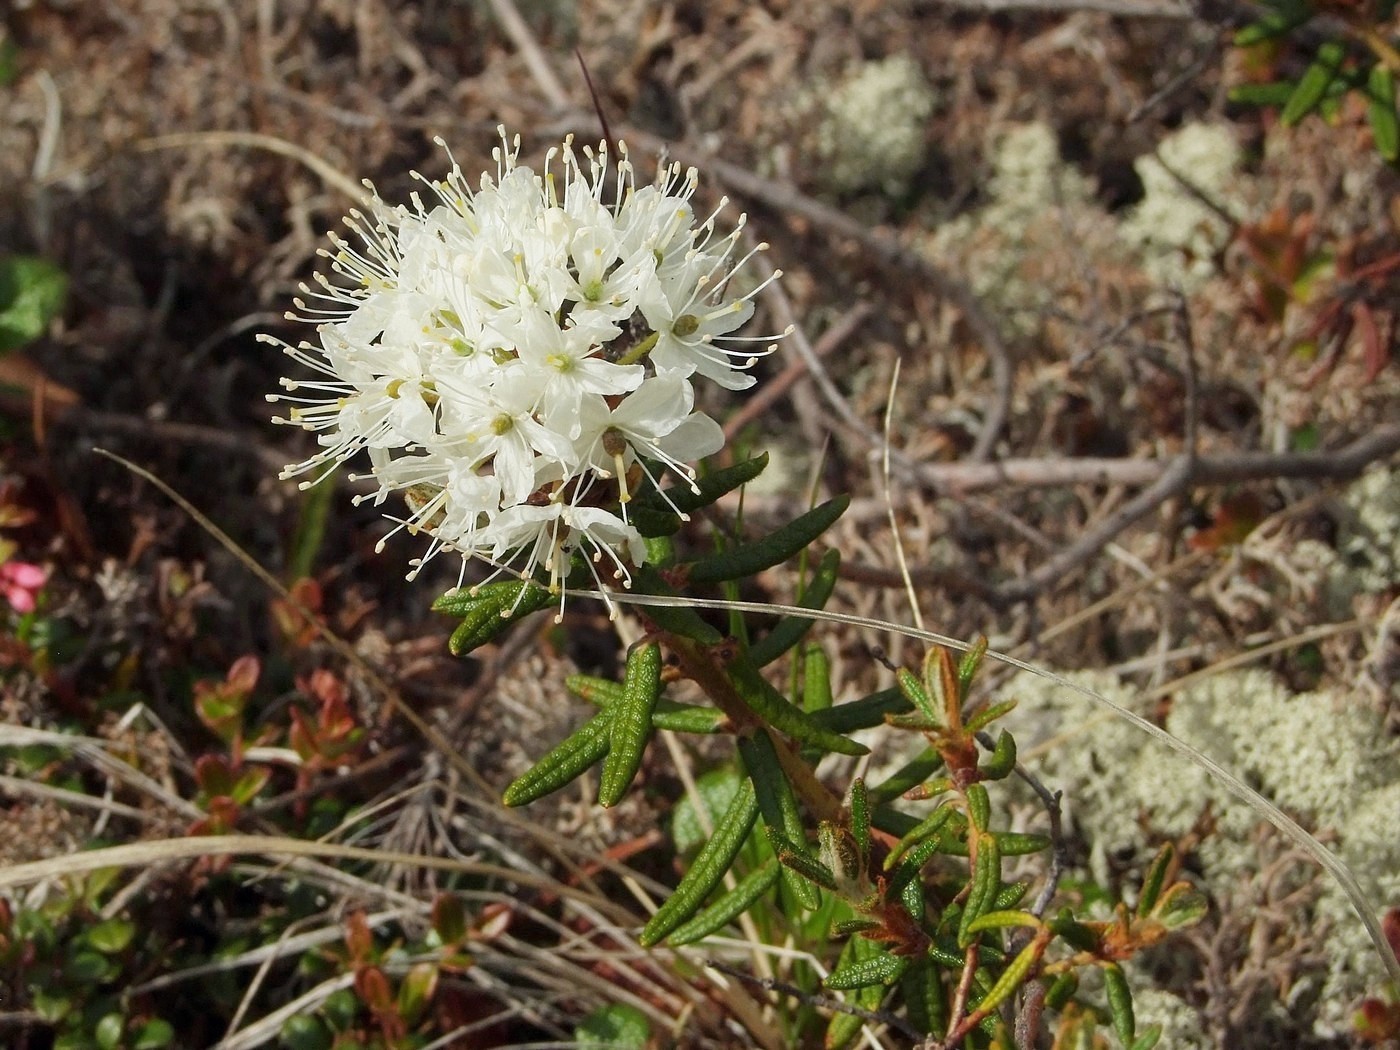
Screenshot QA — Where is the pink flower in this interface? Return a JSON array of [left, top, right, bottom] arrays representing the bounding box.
[[0, 560, 46, 614]]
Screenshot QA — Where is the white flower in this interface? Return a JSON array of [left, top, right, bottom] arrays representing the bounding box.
[[264, 127, 784, 607]]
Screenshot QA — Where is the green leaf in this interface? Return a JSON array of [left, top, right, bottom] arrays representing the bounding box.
[[884, 805, 954, 870], [978, 730, 1017, 780], [810, 686, 909, 734], [638, 453, 768, 515], [739, 732, 820, 910], [868, 746, 944, 805], [1150, 881, 1209, 930], [825, 949, 909, 989], [668, 858, 781, 945], [1137, 844, 1174, 918], [964, 910, 1042, 935], [0, 255, 68, 354], [672, 768, 743, 854], [567, 674, 726, 734], [958, 833, 1001, 948], [748, 548, 842, 667], [280, 1015, 333, 1050], [991, 831, 1051, 856], [575, 1003, 651, 1050], [1233, 1, 1311, 46], [133, 1019, 176, 1050], [1130, 1026, 1164, 1050], [435, 580, 553, 656], [598, 642, 663, 807], [682, 495, 849, 586], [1281, 41, 1346, 126], [824, 937, 888, 1050], [965, 784, 991, 833], [396, 962, 439, 1025], [1104, 963, 1136, 1047], [900, 958, 947, 1036], [66, 948, 116, 983], [641, 780, 759, 946], [728, 655, 868, 757], [631, 567, 724, 643], [1228, 81, 1300, 107], [431, 893, 468, 945], [86, 917, 136, 954], [501, 713, 612, 807], [801, 641, 834, 713], [1367, 65, 1399, 161], [95, 1014, 124, 1050], [772, 827, 838, 891]]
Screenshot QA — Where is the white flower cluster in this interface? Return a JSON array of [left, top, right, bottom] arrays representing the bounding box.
[[264, 129, 782, 598]]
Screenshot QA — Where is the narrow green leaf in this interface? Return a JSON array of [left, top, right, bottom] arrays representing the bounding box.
[[964, 910, 1043, 935], [978, 729, 1017, 780], [1281, 41, 1346, 126], [683, 495, 849, 586], [1228, 81, 1300, 107], [667, 859, 781, 945], [825, 950, 909, 990], [800, 641, 834, 712], [436, 580, 554, 655], [1130, 1026, 1164, 1050], [868, 747, 945, 806], [1137, 844, 1174, 918], [972, 934, 1042, 1018], [567, 674, 726, 734], [992, 881, 1030, 910], [958, 833, 1001, 948], [640, 780, 760, 946], [884, 806, 954, 871], [965, 784, 991, 833], [1045, 971, 1079, 1009], [631, 567, 724, 643], [739, 733, 821, 910], [639, 453, 768, 515], [824, 937, 887, 1050], [810, 686, 910, 734], [502, 713, 611, 807], [432, 578, 545, 617], [991, 831, 1051, 856], [598, 642, 664, 807], [1367, 65, 1399, 161], [897, 667, 939, 724], [964, 699, 1017, 735], [900, 958, 947, 1036], [748, 549, 842, 667], [771, 828, 839, 891], [728, 655, 868, 757], [849, 777, 871, 866], [956, 636, 988, 694], [1104, 963, 1136, 1047]]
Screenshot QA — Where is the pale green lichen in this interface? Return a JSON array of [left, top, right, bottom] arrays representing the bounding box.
[[1010, 665, 1400, 1037], [925, 122, 1104, 340], [815, 54, 935, 196], [1119, 123, 1242, 290], [1314, 782, 1400, 1034], [1340, 465, 1400, 594]]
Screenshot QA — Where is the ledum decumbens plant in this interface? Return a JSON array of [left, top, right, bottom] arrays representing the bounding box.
[[265, 126, 1397, 1048]]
